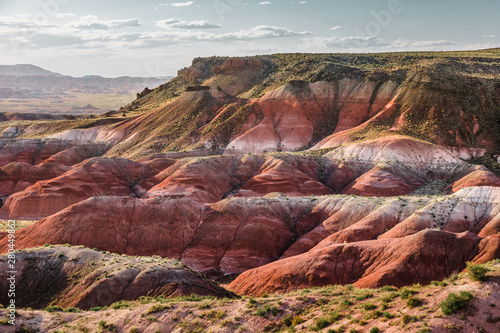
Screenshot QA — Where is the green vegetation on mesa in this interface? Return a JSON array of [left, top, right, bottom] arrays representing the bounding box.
[[120, 48, 500, 153], [132, 48, 500, 103]]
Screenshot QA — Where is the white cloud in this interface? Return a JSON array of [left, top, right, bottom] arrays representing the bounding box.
[[483, 35, 496, 38], [56, 13, 76, 18], [329, 26, 341, 31], [391, 39, 456, 48], [159, 1, 194, 7], [216, 25, 311, 40], [298, 1, 307, 4], [68, 15, 140, 30], [304, 35, 388, 49], [133, 25, 313, 48], [156, 18, 221, 29], [259, 2, 272, 5]]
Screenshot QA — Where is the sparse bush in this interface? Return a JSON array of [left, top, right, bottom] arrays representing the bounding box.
[[147, 304, 170, 314], [355, 293, 373, 301], [313, 317, 331, 331], [291, 315, 305, 326], [129, 328, 139, 333], [329, 311, 343, 322], [369, 327, 380, 333], [383, 312, 393, 319], [439, 291, 474, 315], [45, 306, 63, 312], [406, 297, 422, 308], [341, 299, 353, 306], [466, 262, 489, 282], [399, 287, 417, 300], [282, 315, 293, 327], [110, 301, 129, 310], [362, 303, 377, 311]]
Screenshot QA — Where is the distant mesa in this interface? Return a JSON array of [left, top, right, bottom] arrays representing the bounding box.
[[0, 64, 62, 76], [71, 104, 98, 111], [0, 87, 24, 98]]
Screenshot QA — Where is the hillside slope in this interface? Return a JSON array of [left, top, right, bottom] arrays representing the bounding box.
[[0, 50, 499, 317]]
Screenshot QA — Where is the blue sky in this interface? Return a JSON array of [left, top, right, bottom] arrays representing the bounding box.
[[0, 0, 498, 77]]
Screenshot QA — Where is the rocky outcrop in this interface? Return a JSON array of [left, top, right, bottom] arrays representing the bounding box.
[[178, 67, 203, 83], [213, 57, 264, 74], [0, 246, 234, 309]]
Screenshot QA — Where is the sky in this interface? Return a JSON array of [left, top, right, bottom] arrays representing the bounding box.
[[0, 0, 498, 77]]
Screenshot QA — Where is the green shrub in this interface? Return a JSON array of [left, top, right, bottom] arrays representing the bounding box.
[[89, 307, 102, 311], [355, 293, 373, 301], [369, 327, 380, 333], [291, 315, 305, 326], [282, 315, 293, 327], [439, 291, 474, 315], [381, 286, 397, 292], [466, 262, 489, 282], [110, 301, 130, 310], [313, 317, 331, 331], [406, 297, 422, 308], [341, 299, 353, 306], [329, 311, 343, 322], [383, 312, 393, 319], [45, 306, 63, 312], [129, 328, 139, 333], [362, 303, 377, 311], [399, 287, 417, 300], [147, 304, 170, 314]]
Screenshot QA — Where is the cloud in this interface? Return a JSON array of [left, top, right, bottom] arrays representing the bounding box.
[[56, 13, 76, 18], [483, 35, 496, 38], [132, 25, 313, 48], [68, 15, 140, 30], [32, 33, 84, 47], [159, 1, 194, 7], [156, 18, 221, 29], [259, 2, 272, 5], [304, 35, 388, 49], [216, 25, 312, 40], [329, 26, 341, 31], [391, 39, 456, 48]]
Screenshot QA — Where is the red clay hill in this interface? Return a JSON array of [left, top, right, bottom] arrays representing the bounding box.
[[0, 50, 499, 304]]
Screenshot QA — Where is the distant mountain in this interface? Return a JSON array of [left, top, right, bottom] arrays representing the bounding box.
[[0, 64, 62, 76], [0, 65, 172, 114]]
